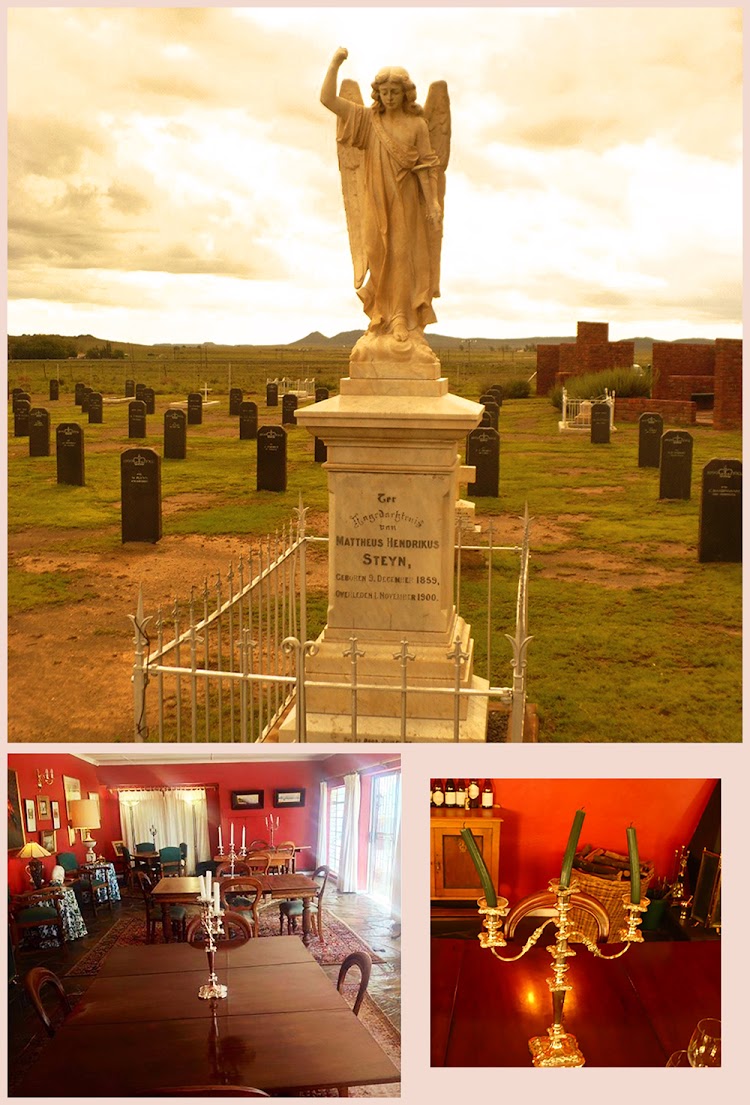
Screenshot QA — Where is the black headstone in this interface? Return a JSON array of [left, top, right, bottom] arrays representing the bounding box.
[[266, 382, 279, 407], [164, 409, 187, 459], [698, 459, 742, 563], [479, 411, 492, 428], [80, 387, 93, 414], [239, 401, 258, 441], [13, 390, 31, 414], [28, 408, 50, 456], [638, 413, 664, 468], [590, 402, 611, 444], [125, 379, 135, 398], [135, 383, 146, 402], [121, 448, 162, 543], [314, 437, 327, 464], [74, 382, 86, 406], [128, 400, 147, 439], [187, 393, 203, 425], [482, 401, 499, 430], [257, 425, 287, 492], [143, 387, 156, 415], [49, 379, 59, 401], [467, 427, 500, 498], [281, 393, 298, 425], [11, 387, 24, 404], [315, 387, 329, 403], [14, 400, 30, 437], [229, 388, 243, 415], [88, 392, 103, 424], [659, 431, 693, 500], [56, 423, 85, 485], [488, 386, 504, 406]]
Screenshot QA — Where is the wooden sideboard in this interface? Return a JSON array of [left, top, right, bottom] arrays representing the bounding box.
[[430, 808, 502, 901]]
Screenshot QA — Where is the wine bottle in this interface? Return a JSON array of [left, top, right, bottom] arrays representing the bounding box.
[[433, 780, 445, 808], [456, 779, 467, 808], [445, 779, 456, 807], [481, 780, 494, 808], [468, 779, 480, 809], [430, 780, 436, 807]]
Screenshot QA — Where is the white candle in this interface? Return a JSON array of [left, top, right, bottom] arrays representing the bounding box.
[[199, 874, 206, 899], [213, 883, 221, 911], [230, 822, 235, 846], [218, 826, 223, 853], [206, 870, 212, 899], [242, 826, 246, 850]]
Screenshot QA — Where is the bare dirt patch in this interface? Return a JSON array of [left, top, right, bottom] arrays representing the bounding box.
[[534, 549, 683, 588]]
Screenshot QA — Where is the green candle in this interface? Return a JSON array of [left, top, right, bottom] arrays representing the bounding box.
[[559, 809, 585, 888], [626, 826, 640, 904], [460, 828, 498, 907]]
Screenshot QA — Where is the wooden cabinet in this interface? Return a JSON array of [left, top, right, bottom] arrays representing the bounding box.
[[430, 809, 502, 901]]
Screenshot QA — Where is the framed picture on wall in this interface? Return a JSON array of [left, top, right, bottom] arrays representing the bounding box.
[[51, 801, 61, 830], [68, 827, 77, 847], [40, 829, 56, 852], [63, 776, 81, 821], [8, 770, 26, 851], [273, 788, 305, 808], [231, 790, 264, 810], [111, 840, 126, 857], [24, 799, 37, 833], [88, 792, 101, 821], [37, 795, 51, 821]]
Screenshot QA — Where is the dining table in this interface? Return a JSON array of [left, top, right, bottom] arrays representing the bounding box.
[[253, 873, 320, 947], [213, 845, 308, 873], [13, 936, 399, 1096], [150, 875, 203, 942], [431, 936, 720, 1067]]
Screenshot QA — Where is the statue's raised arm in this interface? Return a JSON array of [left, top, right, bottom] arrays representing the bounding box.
[[322, 50, 451, 364]]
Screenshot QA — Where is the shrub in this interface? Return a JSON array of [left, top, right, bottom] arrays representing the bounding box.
[[504, 378, 531, 399], [549, 368, 651, 410]]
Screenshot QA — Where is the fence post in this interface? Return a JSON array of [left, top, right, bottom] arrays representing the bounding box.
[[295, 495, 308, 647], [393, 640, 415, 741], [448, 635, 470, 742], [344, 637, 364, 742], [506, 505, 533, 743], [129, 586, 152, 742], [282, 636, 319, 742]]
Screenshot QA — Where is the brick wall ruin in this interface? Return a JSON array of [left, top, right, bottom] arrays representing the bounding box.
[[535, 321, 634, 396], [713, 338, 742, 430]]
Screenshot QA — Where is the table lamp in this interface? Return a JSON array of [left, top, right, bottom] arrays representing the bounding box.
[[69, 798, 101, 863], [18, 841, 52, 888]]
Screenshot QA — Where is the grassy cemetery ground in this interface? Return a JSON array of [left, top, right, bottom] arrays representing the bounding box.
[[7, 347, 741, 743]]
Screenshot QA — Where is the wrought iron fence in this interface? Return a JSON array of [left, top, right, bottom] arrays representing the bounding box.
[[131, 503, 532, 743], [559, 388, 615, 431]]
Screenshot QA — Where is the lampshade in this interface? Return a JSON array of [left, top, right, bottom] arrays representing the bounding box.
[[18, 842, 52, 859], [68, 798, 101, 830]]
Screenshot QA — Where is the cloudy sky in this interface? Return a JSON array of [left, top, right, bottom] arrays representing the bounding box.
[[6, 3, 743, 345]]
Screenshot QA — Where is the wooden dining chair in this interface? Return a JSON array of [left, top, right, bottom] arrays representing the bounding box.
[[245, 852, 271, 875], [186, 910, 253, 947], [218, 877, 263, 937], [215, 860, 251, 878], [276, 841, 297, 872], [337, 951, 372, 1016], [22, 966, 73, 1036], [158, 846, 183, 878], [151, 1088, 269, 1097], [132, 869, 187, 942], [269, 844, 295, 874], [504, 889, 611, 942], [9, 889, 67, 957], [80, 864, 113, 918], [278, 865, 329, 940], [247, 839, 269, 852]]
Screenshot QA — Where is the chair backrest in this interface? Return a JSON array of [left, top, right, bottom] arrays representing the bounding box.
[[275, 845, 295, 858], [504, 889, 611, 940], [186, 910, 253, 948], [312, 865, 330, 904], [11, 888, 65, 921], [121, 846, 132, 863], [247, 839, 269, 852], [219, 877, 263, 912], [159, 847, 181, 863], [336, 951, 372, 1016], [132, 869, 154, 902], [216, 860, 251, 878], [245, 853, 270, 874], [196, 860, 217, 878], [56, 852, 78, 872], [23, 967, 72, 1036], [277, 841, 296, 850], [153, 1089, 269, 1097], [179, 843, 188, 860], [136, 842, 156, 853]]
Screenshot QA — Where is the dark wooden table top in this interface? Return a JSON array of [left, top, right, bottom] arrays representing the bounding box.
[[431, 937, 720, 1067], [255, 872, 319, 898], [151, 875, 202, 902], [15, 939, 398, 1096]]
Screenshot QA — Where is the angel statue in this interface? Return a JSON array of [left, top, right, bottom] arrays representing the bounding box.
[[321, 47, 450, 365]]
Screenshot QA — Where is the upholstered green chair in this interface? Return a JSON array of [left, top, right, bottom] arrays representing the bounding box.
[[279, 865, 329, 940], [55, 852, 87, 904], [159, 846, 183, 878], [218, 877, 263, 937], [132, 870, 187, 942], [79, 863, 113, 917], [9, 888, 66, 955]]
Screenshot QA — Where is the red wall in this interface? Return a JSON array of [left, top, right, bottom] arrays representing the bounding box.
[[8, 754, 103, 895], [487, 778, 716, 901]]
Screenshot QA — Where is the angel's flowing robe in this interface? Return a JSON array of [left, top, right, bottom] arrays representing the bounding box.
[[337, 100, 441, 334]]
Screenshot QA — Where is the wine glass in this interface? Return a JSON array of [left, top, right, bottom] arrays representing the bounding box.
[[687, 1018, 721, 1067]]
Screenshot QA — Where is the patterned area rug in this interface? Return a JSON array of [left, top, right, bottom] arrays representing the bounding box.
[[67, 909, 384, 976]]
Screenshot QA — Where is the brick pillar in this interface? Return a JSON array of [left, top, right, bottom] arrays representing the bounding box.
[[714, 338, 743, 430], [577, 321, 609, 346], [536, 345, 560, 395]]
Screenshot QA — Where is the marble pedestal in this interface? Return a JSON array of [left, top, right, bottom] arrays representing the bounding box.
[[289, 340, 486, 742]]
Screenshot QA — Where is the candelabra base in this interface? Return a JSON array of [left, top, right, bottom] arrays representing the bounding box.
[[198, 982, 228, 1000], [529, 1031, 585, 1068]]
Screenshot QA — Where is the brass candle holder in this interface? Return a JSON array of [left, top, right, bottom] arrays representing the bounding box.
[[197, 898, 228, 1000], [475, 878, 647, 1067]]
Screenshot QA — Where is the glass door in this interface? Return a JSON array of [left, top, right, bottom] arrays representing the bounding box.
[[367, 771, 401, 906]]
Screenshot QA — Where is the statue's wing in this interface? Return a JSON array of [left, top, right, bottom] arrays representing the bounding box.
[[336, 78, 367, 289], [424, 81, 450, 299]]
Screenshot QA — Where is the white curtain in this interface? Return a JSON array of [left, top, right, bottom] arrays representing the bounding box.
[[316, 780, 328, 872], [118, 789, 210, 874], [339, 772, 360, 893]]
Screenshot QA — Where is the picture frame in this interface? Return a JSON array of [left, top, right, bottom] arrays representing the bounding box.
[[273, 788, 305, 808], [111, 840, 126, 857], [51, 800, 61, 830], [37, 795, 51, 821], [230, 789, 264, 811], [8, 769, 26, 850], [88, 791, 101, 822], [24, 799, 37, 833], [40, 829, 56, 852], [63, 775, 81, 821], [68, 826, 77, 847]]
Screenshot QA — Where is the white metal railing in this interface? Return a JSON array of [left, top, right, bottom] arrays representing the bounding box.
[[266, 377, 316, 398], [132, 503, 532, 743], [559, 388, 616, 432]]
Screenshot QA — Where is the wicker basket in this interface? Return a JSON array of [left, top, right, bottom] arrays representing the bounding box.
[[570, 850, 654, 943]]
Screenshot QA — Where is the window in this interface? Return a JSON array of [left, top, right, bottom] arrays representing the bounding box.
[[367, 771, 401, 906], [328, 785, 345, 875]]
